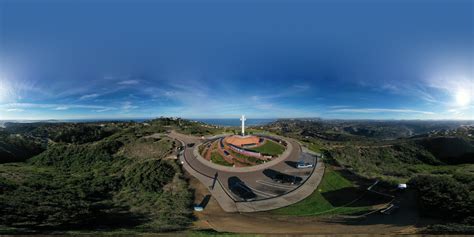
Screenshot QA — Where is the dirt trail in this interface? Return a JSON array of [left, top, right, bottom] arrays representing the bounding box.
[[187, 172, 424, 235]]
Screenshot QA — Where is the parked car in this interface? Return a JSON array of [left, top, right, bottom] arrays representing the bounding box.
[[228, 176, 257, 201], [187, 143, 195, 147], [274, 173, 302, 185], [263, 169, 303, 185], [297, 161, 314, 169]]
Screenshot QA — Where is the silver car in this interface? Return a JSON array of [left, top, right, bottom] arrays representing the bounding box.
[[297, 162, 314, 169]]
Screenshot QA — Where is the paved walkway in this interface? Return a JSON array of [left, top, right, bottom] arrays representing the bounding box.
[[168, 131, 325, 213]]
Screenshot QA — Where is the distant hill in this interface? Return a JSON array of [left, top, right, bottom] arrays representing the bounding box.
[[0, 132, 45, 163], [266, 119, 474, 140], [418, 137, 474, 164]]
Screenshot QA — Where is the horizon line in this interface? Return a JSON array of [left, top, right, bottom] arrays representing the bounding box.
[[1, 117, 474, 122]]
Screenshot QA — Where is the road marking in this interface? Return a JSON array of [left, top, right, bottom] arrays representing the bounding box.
[[256, 180, 294, 190], [245, 185, 277, 198], [234, 182, 276, 198]]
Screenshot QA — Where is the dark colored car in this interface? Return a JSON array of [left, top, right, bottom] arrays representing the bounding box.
[[263, 169, 302, 185], [228, 176, 257, 201], [187, 143, 195, 147]]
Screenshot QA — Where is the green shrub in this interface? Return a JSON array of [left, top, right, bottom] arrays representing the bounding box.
[[124, 160, 175, 192], [409, 175, 473, 221]]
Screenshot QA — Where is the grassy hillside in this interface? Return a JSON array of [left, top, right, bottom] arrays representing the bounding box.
[[272, 168, 373, 216], [0, 132, 45, 163], [410, 174, 474, 233], [418, 137, 474, 164], [0, 120, 193, 234], [326, 136, 473, 183], [266, 119, 474, 233]]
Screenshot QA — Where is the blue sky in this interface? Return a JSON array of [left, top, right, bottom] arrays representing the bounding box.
[[0, 0, 473, 120]]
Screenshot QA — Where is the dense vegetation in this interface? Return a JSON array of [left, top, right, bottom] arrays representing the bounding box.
[[2, 122, 120, 144], [0, 119, 197, 234], [410, 174, 474, 234], [266, 119, 472, 140], [1, 118, 473, 234], [326, 137, 473, 183], [0, 132, 45, 163], [265, 119, 474, 233]]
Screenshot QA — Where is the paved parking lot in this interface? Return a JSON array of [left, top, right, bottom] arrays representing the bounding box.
[[168, 131, 324, 212]]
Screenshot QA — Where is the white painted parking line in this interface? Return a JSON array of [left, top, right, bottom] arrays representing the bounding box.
[[256, 180, 294, 190], [246, 185, 277, 198], [234, 182, 276, 198]]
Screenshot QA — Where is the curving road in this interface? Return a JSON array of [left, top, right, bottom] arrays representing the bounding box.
[[168, 131, 324, 212]]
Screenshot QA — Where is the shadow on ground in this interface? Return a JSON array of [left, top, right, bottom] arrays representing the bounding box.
[[198, 195, 212, 208], [285, 161, 298, 168], [322, 188, 390, 207]]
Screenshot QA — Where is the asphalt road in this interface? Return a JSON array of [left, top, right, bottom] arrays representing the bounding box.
[[169, 131, 316, 201]]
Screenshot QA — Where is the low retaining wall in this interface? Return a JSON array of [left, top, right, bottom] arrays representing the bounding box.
[[193, 135, 295, 173]]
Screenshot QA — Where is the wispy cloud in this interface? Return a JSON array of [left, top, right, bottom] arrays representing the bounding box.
[[54, 106, 69, 110], [331, 108, 435, 115], [117, 80, 140, 85], [79, 93, 100, 100], [328, 105, 350, 109], [6, 108, 24, 112], [1, 103, 115, 111], [94, 107, 115, 113], [121, 101, 138, 112]]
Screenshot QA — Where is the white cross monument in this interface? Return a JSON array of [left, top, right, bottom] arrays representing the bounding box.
[[240, 115, 246, 136]]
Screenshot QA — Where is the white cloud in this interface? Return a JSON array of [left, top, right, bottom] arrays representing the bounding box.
[[79, 93, 100, 100], [0, 102, 115, 111], [6, 108, 24, 112], [328, 105, 350, 109], [117, 80, 140, 85], [121, 101, 138, 111], [54, 106, 69, 110], [94, 107, 114, 113], [331, 108, 435, 115]]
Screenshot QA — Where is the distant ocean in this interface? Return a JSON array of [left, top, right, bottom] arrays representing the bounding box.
[[192, 118, 276, 127], [0, 118, 276, 127]]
